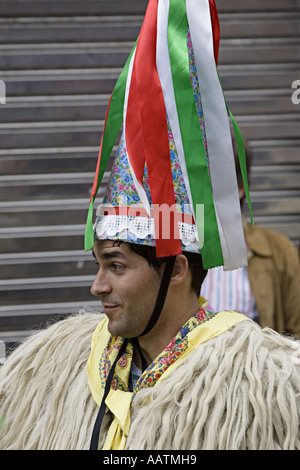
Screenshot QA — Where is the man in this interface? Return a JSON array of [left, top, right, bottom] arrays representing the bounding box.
[[1, 0, 300, 450], [1, 241, 300, 449]]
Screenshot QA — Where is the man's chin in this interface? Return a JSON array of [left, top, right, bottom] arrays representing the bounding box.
[[107, 320, 138, 339], [107, 318, 127, 338]]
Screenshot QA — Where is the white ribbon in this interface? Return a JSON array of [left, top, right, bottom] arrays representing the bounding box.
[[186, 0, 247, 270]]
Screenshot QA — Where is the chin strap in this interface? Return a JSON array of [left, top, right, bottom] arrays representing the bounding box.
[[139, 256, 176, 337], [89, 338, 128, 450]]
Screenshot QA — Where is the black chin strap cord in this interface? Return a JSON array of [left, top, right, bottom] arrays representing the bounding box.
[[89, 256, 176, 450], [139, 255, 176, 336], [89, 338, 128, 450]]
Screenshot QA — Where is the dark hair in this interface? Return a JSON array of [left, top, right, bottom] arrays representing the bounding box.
[[232, 138, 253, 208], [126, 242, 207, 296]]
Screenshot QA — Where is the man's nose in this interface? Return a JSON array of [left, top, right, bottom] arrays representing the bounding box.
[[90, 269, 112, 297]]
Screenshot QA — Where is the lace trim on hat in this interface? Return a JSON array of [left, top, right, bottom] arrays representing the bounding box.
[[94, 214, 201, 250]]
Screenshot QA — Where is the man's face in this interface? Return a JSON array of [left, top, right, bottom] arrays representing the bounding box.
[[91, 240, 162, 338]]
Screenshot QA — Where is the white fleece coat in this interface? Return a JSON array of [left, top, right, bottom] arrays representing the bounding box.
[[1, 312, 300, 450]]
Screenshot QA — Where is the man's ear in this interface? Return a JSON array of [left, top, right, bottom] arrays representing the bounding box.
[[170, 254, 190, 286], [238, 185, 245, 200]]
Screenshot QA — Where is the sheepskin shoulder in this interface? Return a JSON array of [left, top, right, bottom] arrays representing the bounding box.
[[0, 312, 101, 450], [1, 313, 300, 449], [127, 320, 300, 450]]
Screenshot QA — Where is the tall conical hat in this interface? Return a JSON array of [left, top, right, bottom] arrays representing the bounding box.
[[85, 0, 253, 271]]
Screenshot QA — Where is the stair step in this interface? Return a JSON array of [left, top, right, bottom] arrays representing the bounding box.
[[0, 0, 149, 17], [220, 12, 300, 38], [0, 13, 298, 44], [250, 165, 300, 190], [0, 300, 101, 317], [0, 225, 86, 254], [0, 39, 298, 71], [225, 89, 298, 115], [0, 16, 143, 44], [2, 68, 120, 97], [0, 275, 95, 306], [0, 274, 94, 290], [0, 171, 110, 201], [0, 250, 95, 279], [1, 0, 298, 17], [251, 140, 300, 166], [245, 215, 300, 243], [246, 191, 300, 217], [220, 63, 299, 90], [0, 94, 110, 123], [0, 199, 91, 228], [0, 114, 299, 150], [2, 64, 297, 99], [219, 38, 300, 65], [237, 114, 300, 140], [216, 0, 300, 13], [0, 146, 113, 175], [0, 42, 134, 71], [0, 120, 104, 149], [0, 90, 297, 124]]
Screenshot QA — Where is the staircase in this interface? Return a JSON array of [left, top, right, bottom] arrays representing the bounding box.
[[0, 0, 299, 352]]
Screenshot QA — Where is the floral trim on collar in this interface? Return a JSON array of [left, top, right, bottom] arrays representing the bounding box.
[[132, 306, 216, 397], [98, 302, 216, 398]]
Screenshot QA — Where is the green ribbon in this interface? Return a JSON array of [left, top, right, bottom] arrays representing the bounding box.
[[84, 42, 137, 251], [218, 70, 253, 227], [168, 0, 223, 269], [228, 109, 254, 227]]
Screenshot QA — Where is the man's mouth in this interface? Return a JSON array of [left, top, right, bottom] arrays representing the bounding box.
[[102, 303, 119, 314]]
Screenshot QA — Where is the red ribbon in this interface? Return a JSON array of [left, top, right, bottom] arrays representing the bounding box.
[[209, 0, 221, 65], [126, 0, 181, 257]]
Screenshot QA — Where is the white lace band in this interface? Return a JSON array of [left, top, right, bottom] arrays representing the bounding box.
[[94, 204, 204, 253]]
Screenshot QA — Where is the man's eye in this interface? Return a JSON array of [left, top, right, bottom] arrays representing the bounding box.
[[112, 263, 124, 272]]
